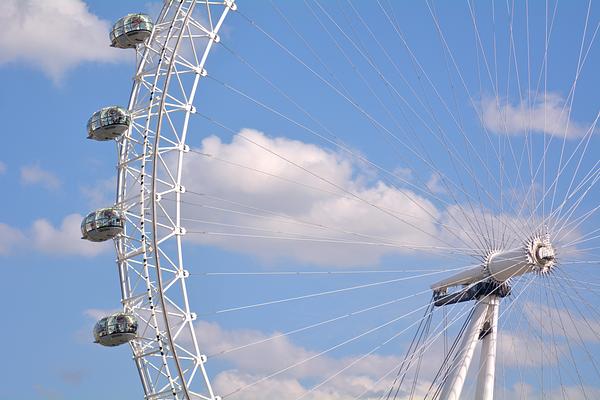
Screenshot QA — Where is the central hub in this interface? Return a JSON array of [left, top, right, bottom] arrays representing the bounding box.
[[431, 235, 558, 295], [528, 236, 556, 273]]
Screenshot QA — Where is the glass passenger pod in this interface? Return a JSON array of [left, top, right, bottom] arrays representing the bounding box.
[[93, 312, 138, 347], [87, 106, 130, 141], [110, 13, 154, 49], [81, 208, 124, 242]]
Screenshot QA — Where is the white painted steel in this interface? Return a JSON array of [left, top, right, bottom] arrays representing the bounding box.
[[432, 241, 554, 292], [430, 265, 487, 291], [430, 250, 529, 292], [475, 296, 499, 400], [439, 299, 490, 400], [486, 250, 532, 282], [113, 1, 236, 398]]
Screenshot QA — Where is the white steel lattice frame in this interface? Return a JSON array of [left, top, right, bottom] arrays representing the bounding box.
[[114, 1, 236, 399]]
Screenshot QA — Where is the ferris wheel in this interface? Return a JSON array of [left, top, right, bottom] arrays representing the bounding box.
[[81, 1, 600, 399]]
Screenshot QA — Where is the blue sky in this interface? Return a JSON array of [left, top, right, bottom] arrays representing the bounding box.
[[0, 1, 599, 399]]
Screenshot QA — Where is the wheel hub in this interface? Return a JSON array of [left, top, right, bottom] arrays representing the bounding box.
[[528, 235, 556, 273]]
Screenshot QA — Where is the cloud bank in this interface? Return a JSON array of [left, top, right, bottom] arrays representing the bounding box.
[[0, 0, 124, 81], [179, 129, 443, 266], [20, 164, 62, 190]]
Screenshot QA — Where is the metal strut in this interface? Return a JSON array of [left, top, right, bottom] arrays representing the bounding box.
[[476, 297, 500, 400], [436, 295, 500, 400], [433, 280, 510, 307]]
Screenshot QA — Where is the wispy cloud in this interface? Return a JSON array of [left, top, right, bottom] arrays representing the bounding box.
[[0, 161, 6, 175], [31, 213, 110, 257], [144, 1, 165, 20], [426, 173, 446, 195], [80, 177, 115, 208], [500, 383, 600, 400], [481, 93, 588, 138], [0, 223, 26, 255], [83, 308, 120, 321], [0, 214, 110, 259], [20, 164, 61, 190], [59, 369, 85, 385], [522, 301, 600, 343], [0, 0, 125, 82], [33, 384, 63, 400]]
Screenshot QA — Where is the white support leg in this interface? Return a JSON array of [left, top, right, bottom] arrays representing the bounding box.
[[439, 299, 490, 400], [475, 296, 499, 400]]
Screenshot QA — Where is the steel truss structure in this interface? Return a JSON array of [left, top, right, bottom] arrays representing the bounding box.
[[115, 1, 235, 398]]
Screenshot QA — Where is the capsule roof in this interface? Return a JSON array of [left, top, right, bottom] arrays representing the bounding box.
[[110, 13, 153, 49]]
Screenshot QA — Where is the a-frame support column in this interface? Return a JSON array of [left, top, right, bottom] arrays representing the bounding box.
[[438, 298, 490, 400], [475, 296, 500, 400]]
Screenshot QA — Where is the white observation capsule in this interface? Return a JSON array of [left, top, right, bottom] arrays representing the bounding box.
[[110, 14, 154, 49], [81, 208, 124, 242], [87, 106, 130, 141], [93, 313, 138, 347]]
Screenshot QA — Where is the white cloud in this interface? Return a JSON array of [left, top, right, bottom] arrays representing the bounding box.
[[180, 129, 443, 266], [212, 370, 391, 400], [144, 2, 165, 20], [481, 93, 588, 138], [195, 320, 416, 399], [83, 308, 119, 321], [177, 129, 547, 266], [497, 330, 562, 368], [0, 161, 6, 175], [20, 164, 61, 190], [522, 301, 600, 344], [0, 214, 110, 259], [31, 213, 110, 257], [59, 369, 85, 386], [192, 315, 599, 399], [426, 173, 446, 195], [0, 223, 26, 254], [80, 177, 115, 208], [497, 383, 600, 400], [33, 384, 63, 400], [0, 0, 125, 81], [393, 167, 413, 181]]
